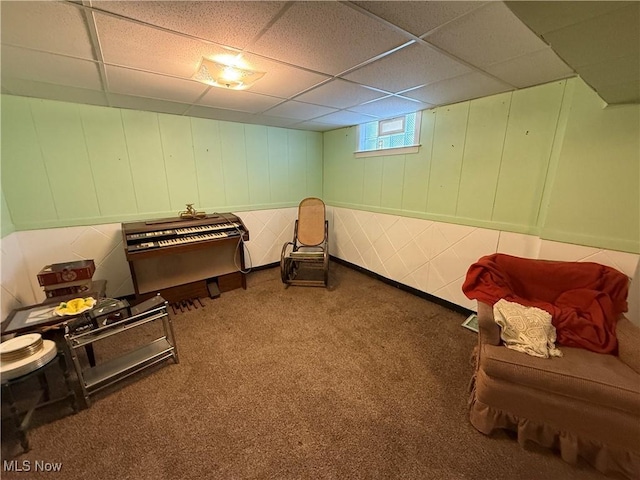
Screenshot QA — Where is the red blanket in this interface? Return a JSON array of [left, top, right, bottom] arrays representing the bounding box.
[[462, 253, 629, 354]]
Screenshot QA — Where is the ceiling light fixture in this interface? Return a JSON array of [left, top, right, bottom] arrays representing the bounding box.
[[193, 57, 265, 90]]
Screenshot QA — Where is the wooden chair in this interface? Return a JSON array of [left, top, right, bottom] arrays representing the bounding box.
[[280, 198, 329, 287]]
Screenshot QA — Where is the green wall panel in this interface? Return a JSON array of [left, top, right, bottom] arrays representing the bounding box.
[[244, 124, 271, 205], [121, 110, 171, 215], [267, 128, 290, 203], [381, 155, 405, 210], [402, 110, 435, 213], [191, 117, 228, 209], [491, 81, 565, 228], [288, 129, 308, 203], [79, 105, 138, 216], [321, 79, 638, 253], [1, 95, 323, 229], [158, 114, 199, 211], [219, 122, 250, 207], [542, 80, 640, 252], [306, 132, 323, 198], [1, 96, 58, 224], [426, 102, 469, 216], [362, 156, 383, 207], [30, 99, 101, 219], [323, 127, 357, 204], [456, 93, 511, 221]]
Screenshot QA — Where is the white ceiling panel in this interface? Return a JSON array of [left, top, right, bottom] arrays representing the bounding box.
[[291, 120, 339, 132], [2, 78, 108, 107], [245, 114, 299, 128], [541, 4, 640, 68], [264, 100, 338, 121], [312, 110, 379, 126], [425, 2, 548, 68], [106, 66, 209, 104], [349, 96, 430, 119], [1, 45, 103, 91], [505, 1, 630, 35], [95, 12, 229, 78], [344, 42, 472, 93], [184, 105, 257, 124], [402, 72, 511, 106], [352, 1, 485, 37], [107, 93, 188, 115], [485, 47, 574, 89], [198, 87, 284, 114], [236, 54, 330, 99], [92, 1, 286, 51], [578, 55, 640, 90], [0, 1, 637, 130], [595, 81, 640, 105], [295, 79, 386, 109], [249, 1, 410, 75], [0, 1, 95, 60]]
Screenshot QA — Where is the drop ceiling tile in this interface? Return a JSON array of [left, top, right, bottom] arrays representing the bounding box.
[[107, 93, 188, 115], [250, 115, 299, 128], [106, 66, 208, 104], [485, 48, 574, 88], [505, 1, 630, 35], [249, 1, 411, 75], [184, 105, 256, 124], [1, 78, 109, 107], [0, 1, 95, 60], [595, 81, 640, 105], [577, 54, 639, 89], [1, 45, 103, 90], [95, 12, 229, 78], [235, 54, 330, 99], [93, 1, 286, 50], [542, 3, 640, 68], [264, 100, 337, 121], [352, 1, 484, 37], [198, 87, 284, 114], [312, 110, 378, 127], [425, 2, 548, 68], [295, 79, 386, 109], [290, 120, 338, 132], [349, 96, 430, 119], [344, 42, 472, 93], [402, 72, 511, 106]]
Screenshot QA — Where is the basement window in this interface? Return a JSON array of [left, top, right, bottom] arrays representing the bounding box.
[[355, 112, 421, 158]]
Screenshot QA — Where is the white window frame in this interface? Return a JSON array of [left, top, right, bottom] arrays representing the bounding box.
[[355, 112, 421, 158]]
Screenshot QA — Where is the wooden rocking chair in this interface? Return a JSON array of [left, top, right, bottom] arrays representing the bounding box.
[[280, 198, 329, 287]]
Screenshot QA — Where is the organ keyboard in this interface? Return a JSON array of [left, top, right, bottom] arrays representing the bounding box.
[[122, 213, 249, 303]]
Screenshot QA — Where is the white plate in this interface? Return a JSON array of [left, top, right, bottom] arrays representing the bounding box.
[[1, 339, 57, 382], [0, 333, 42, 355]]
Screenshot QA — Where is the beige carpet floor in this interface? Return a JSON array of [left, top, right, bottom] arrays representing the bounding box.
[[1, 262, 606, 479]]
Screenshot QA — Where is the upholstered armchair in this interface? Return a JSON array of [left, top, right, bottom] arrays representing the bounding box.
[[463, 254, 640, 479]]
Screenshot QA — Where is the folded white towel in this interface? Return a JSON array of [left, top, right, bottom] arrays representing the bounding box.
[[493, 299, 563, 358]]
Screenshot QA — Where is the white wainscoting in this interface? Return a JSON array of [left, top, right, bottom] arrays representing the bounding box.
[[2, 206, 638, 326], [327, 207, 640, 324]]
